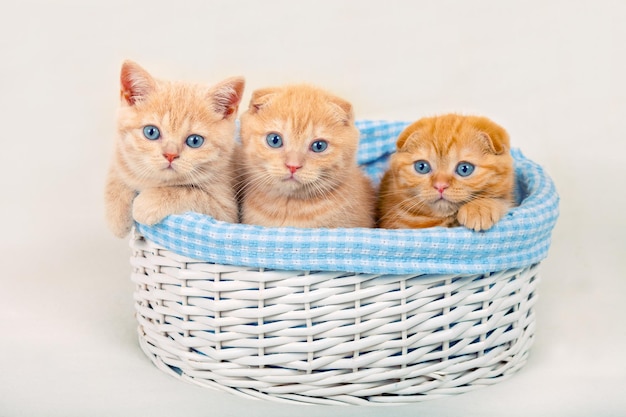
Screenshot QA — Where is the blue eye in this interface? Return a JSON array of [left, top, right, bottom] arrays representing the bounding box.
[[456, 162, 475, 177], [186, 134, 204, 148], [266, 133, 283, 148], [311, 140, 328, 153], [414, 160, 431, 174], [143, 125, 160, 140]]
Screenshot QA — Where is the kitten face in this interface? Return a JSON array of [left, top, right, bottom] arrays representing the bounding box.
[[381, 114, 514, 222], [392, 142, 491, 217], [116, 61, 244, 189], [239, 84, 359, 199]]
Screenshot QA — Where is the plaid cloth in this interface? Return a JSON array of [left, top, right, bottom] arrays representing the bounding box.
[[137, 120, 559, 275]]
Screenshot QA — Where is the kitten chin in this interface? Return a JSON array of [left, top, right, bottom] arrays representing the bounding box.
[[105, 60, 244, 237], [377, 114, 514, 231], [237, 84, 375, 228]]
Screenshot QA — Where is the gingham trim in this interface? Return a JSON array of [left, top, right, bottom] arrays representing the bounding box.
[[137, 120, 559, 275]]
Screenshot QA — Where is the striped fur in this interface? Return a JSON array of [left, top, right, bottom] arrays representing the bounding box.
[[238, 84, 375, 228], [377, 114, 514, 231]]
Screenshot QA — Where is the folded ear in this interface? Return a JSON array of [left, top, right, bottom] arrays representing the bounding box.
[[209, 76, 245, 119], [248, 88, 278, 113], [469, 116, 510, 155], [328, 96, 354, 126], [120, 60, 156, 105], [396, 118, 429, 150]]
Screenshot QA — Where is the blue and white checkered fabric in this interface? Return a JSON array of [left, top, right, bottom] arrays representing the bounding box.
[[137, 120, 559, 275]]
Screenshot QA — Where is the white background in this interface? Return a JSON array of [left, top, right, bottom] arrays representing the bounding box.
[[1, 1, 625, 416]]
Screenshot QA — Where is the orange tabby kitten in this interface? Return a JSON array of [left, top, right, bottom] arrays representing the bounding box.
[[377, 114, 514, 231], [105, 60, 244, 238], [237, 84, 375, 228]]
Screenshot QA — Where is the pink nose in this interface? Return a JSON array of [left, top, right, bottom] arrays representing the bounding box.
[[286, 164, 301, 174], [164, 153, 179, 163], [434, 182, 449, 194]]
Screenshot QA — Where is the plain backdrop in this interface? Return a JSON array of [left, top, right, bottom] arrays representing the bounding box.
[[1, 1, 625, 416]]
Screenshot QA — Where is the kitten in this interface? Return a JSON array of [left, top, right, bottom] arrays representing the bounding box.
[[237, 84, 375, 228], [105, 60, 244, 238], [377, 114, 514, 231]]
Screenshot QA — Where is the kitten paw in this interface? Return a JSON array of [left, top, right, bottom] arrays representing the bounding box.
[[108, 218, 133, 238], [132, 191, 169, 226], [104, 176, 135, 238], [105, 200, 133, 237], [457, 199, 508, 232]]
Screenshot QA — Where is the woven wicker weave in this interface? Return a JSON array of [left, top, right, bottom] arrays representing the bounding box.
[[131, 232, 539, 405]]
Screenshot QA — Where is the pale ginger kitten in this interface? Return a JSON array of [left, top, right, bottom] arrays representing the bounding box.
[[377, 114, 514, 231], [105, 60, 244, 238], [237, 84, 375, 228]]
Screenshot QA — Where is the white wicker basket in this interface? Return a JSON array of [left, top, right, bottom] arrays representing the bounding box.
[[131, 235, 539, 405], [128, 121, 558, 405]]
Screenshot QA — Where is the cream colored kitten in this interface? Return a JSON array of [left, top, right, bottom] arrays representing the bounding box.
[[237, 84, 375, 228], [105, 60, 244, 238]]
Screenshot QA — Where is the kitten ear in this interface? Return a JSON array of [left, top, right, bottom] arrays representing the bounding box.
[[328, 96, 355, 126], [209, 76, 245, 119], [120, 60, 156, 106], [470, 117, 510, 155], [396, 119, 428, 150], [248, 88, 277, 113]]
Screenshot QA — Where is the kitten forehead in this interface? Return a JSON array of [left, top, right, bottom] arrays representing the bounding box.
[[137, 82, 221, 130], [250, 84, 353, 128], [401, 118, 495, 156], [398, 114, 509, 156], [265, 118, 317, 140], [140, 111, 196, 138]]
